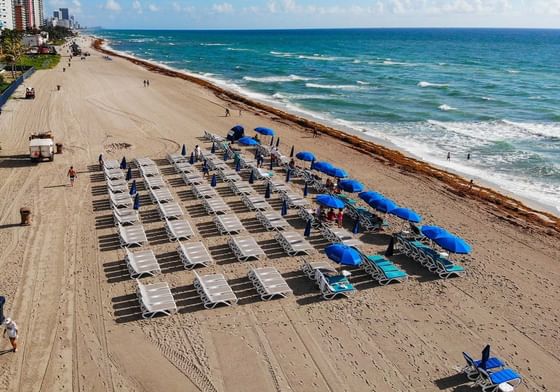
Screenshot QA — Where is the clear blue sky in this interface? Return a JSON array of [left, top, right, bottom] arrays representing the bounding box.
[[49, 0, 560, 29]]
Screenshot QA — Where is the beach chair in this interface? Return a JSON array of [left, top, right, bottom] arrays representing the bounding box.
[[104, 169, 125, 181], [144, 175, 166, 190], [315, 268, 356, 300], [281, 191, 309, 208], [149, 187, 174, 204], [174, 161, 196, 174], [228, 236, 265, 261], [192, 183, 218, 199], [462, 350, 506, 381], [107, 181, 128, 194], [177, 241, 213, 269], [275, 231, 314, 256], [158, 202, 184, 220], [203, 197, 231, 215], [361, 254, 408, 285], [475, 368, 522, 392], [239, 156, 257, 169], [298, 208, 322, 228], [110, 192, 133, 209], [107, 178, 128, 188], [214, 214, 244, 235], [430, 253, 466, 279], [119, 224, 148, 248], [193, 271, 238, 309], [248, 267, 293, 301], [302, 260, 337, 279], [256, 210, 290, 231], [167, 152, 188, 165], [267, 178, 291, 193], [103, 159, 120, 170], [136, 279, 177, 319], [125, 248, 160, 278], [252, 167, 274, 180], [242, 194, 271, 211], [165, 218, 194, 241], [229, 181, 254, 195], [113, 208, 140, 226], [134, 157, 156, 167], [140, 165, 160, 178], [182, 171, 204, 185], [323, 226, 363, 247], [218, 168, 237, 180]]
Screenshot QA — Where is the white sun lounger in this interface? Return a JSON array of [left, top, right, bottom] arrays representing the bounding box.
[[253, 167, 274, 180], [203, 197, 231, 215], [229, 181, 254, 195], [281, 191, 309, 208], [125, 248, 160, 278], [135, 157, 156, 167], [165, 218, 194, 241], [275, 231, 314, 256], [107, 177, 128, 187], [228, 236, 265, 261], [182, 172, 204, 185], [107, 181, 128, 194], [256, 210, 290, 231], [302, 260, 337, 280], [248, 267, 292, 301], [214, 214, 244, 235], [140, 165, 160, 177], [158, 202, 184, 220], [239, 156, 257, 169], [103, 159, 120, 170], [177, 241, 213, 269], [322, 226, 363, 247], [193, 183, 218, 199], [110, 192, 133, 209], [136, 279, 177, 318], [119, 224, 148, 248], [113, 208, 140, 226], [168, 153, 188, 164], [241, 194, 271, 211], [193, 271, 238, 309], [144, 175, 166, 190], [267, 178, 291, 193], [149, 187, 174, 204], [174, 161, 196, 173], [104, 169, 125, 181]]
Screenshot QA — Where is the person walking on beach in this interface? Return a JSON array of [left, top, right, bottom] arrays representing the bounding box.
[[194, 145, 202, 161], [67, 166, 77, 187], [225, 108, 230, 117], [98, 154, 104, 170], [143, 80, 146, 87], [3, 317, 18, 353], [447, 152, 451, 161], [146, 80, 150, 87], [467, 153, 471, 160]]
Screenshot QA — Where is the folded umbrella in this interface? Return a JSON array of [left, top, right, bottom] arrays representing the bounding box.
[[126, 166, 132, 181], [181, 144, 187, 156], [133, 193, 140, 210], [290, 145, 294, 158], [129, 180, 137, 195], [281, 199, 288, 216], [120, 157, 127, 170]]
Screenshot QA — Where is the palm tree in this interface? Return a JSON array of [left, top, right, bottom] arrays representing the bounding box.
[[1, 30, 26, 79]]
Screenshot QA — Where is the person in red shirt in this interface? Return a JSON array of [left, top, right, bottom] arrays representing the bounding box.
[[337, 209, 344, 228]]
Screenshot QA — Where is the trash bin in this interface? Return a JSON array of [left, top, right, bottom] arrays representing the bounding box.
[[20, 208, 31, 225], [56, 143, 63, 154]]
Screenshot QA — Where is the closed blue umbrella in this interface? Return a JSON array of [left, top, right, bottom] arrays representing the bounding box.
[[285, 169, 291, 183], [0, 295, 5, 324], [296, 151, 315, 162], [338, 179, 364, 193], [352, 219, 360, 234], [120, 157, 127, 169], [211, 174, 217, 187], [181, 144, 187, 156], [239, 136, 259, 146], [281, 199, 288, 216], [369, 197, 398, 213], [304, 220, 312, 237], [326, 166, 348, 178], [248, 170, 254, 184], [290, 145, 294, 158], [316, 194, 345, 209], [325, 244, 362, 267], [129, 180, 137, 195], [270, 136, 274, 146], [211, 142, 216, 154], [421, 225, 450, 241], [269, 157, 273, 170], [303, 182, 308, 197], [189, 151, 195, 164], [276, 138, 280, 148], [133, 193, 140, 210], [359, 191, 385, 204], [313, 161, 334, 173], [255, 127, 275, 136], [235, 159, 241, 172], [265, 182, 271, 199], [390, 207, 422, 223], [126, 166, 132, 181], [434, 235, 472, 254], [223, 150, 229, 161]]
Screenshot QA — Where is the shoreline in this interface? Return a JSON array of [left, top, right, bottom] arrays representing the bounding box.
[[92, 37, 560, 234]]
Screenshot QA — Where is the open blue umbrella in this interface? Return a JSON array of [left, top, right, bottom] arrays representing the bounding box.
[[296, 151, 315, 162], [255, 127, 275, 136], [316, 194, 345, 209], [129, 180, 137, 195], [211, 142, 216, 154], [421, 225, 451, 241], [181, 144, 187, 156], [248, 170, 254, 184], [303, 182, 308, 197], [338, 179, 364, 193], [369, 197, 398, 213], [313, 161, 334, 174], [290, 145, 294, 158], [390, 207, 422, 223], [276, 138, 280, 148], [120, 157, 127, 169], [325, 243, 362, 267], [211, 174, 217, 187], [235, 159, 241, 172], [325, 166, 348, 178], [265, 182, 271, 199], [133, 193, 140, 210], [434, 235, 472, 254], [304, 220, 312, 237], [285, 169, 291, 183], [126, 166, 132, 181], [281, 199, 288, 216], [239, 136, 259, 146], [359, 191, 385, 204]]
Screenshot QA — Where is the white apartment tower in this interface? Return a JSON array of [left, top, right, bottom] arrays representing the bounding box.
[[0, 0, 14, 29], [32, 0, 43, 28]]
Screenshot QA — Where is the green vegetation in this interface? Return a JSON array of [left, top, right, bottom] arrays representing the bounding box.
[[17, 54, 61, 70], [50, 39, 66, 46], [0, 75, 10, 93], [42, 26, 75, 42], [1, 30, 26, 78]]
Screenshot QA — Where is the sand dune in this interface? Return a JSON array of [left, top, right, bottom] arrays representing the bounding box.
[[0, 36, 558, 391]]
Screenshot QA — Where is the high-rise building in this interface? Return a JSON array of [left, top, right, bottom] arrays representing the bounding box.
[[59, 7, 68, 20], [53, 10, 59, 18], [23, 0, 33, 28], [0, 0, 14, 29], [14, 0, 26, 30], [33, 0, 43, 28]]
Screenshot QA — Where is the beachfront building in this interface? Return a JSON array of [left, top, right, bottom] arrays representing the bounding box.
[[32, 0, 43, 28], [59, 7, 68, 20], [0, 0, 14, 30], [14, 0, 26, 30]]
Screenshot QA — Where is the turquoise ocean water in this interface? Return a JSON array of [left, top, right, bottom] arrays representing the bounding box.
[[94, 29, 560, 213]]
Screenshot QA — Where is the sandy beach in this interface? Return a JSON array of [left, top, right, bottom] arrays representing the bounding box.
[[0, 35, 558, 392]]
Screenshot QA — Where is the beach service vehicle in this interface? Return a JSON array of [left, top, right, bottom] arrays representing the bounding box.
[[29, 132, 55, 162], [25, 88, 35, 99], [226, 125, 245, 142]]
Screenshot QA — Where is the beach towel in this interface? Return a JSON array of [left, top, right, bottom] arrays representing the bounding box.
[[0, 296, 5, 324]]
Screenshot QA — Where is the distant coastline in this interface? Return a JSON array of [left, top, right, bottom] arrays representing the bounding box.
[[91, 36, 560, 233]]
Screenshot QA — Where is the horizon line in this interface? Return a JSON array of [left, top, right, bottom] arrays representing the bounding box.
[[88, 26, 560, 31]]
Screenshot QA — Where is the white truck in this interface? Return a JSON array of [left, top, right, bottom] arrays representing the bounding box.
[[29, 132, 55, 162]]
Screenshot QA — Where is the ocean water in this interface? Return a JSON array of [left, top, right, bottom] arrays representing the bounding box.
[[94, 28, 560, 213]]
